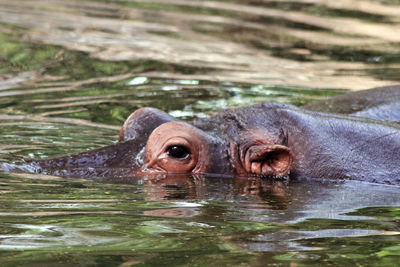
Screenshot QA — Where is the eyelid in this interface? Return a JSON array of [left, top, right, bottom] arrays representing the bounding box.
[[166, 146, 190, 161], [161, 137, 192, 154]]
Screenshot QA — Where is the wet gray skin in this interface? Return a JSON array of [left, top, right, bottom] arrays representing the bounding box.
[[191, 103, 400, 184], [304, 84, 400, 122], [3, 87, 400, 185]]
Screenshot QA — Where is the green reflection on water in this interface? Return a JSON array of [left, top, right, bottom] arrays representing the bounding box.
[[0, 175, 276, 266], [0, 23, 345, 125], [0, 31, 59, 75], [0, 122, 117, 162], [270, 206, 400, 266], [0, 25, 215, 82], [0, 27, 199, 82], [0, 1, 400, 265], [0, 174, 399, 266]]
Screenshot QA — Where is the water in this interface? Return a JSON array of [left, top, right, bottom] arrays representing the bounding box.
[[0, 0, 399, 266]]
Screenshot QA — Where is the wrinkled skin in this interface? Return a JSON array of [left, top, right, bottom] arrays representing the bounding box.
[[2, 86, 400, 185]]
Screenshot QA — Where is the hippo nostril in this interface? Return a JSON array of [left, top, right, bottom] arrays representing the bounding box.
[[166, 145, 190, 159]]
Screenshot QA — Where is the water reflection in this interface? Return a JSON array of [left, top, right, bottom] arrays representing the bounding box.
[[103, 174, 400, 222], [0, 223, 120, 249], [1, 171, 398, 253], [0, 0, 400, 264], [0, 0, 399, 90], [127, 175, 400, 252]]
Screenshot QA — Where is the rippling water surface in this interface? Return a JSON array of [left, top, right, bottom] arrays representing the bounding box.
[[0, 0, 399, 266]]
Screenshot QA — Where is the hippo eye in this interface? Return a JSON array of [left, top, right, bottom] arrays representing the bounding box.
[[166, 145, 190, 159]]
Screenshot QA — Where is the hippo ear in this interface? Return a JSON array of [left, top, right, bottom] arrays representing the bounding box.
[[245, 144, 293, 178], [119, 107, 175, 142]]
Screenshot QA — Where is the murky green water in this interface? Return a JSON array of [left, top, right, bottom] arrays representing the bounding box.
[[0, 0, 399, 266]]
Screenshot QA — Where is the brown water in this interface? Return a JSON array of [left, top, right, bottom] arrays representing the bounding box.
[[0, 0, 399, 266]]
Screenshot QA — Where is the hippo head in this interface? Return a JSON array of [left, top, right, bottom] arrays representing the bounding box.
[[16, 105, 294, 179]]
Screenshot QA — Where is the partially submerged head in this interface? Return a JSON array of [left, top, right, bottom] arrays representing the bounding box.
[[6, 106, 293, 179], [123, 106, 293, 178]]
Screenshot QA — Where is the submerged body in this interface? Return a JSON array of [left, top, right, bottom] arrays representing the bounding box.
[[304, 84, 400, 122], [2, 86, 400, 185]]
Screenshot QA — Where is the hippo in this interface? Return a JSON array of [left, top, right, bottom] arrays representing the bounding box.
[[304, 84, 400, 122], [2, 86, 400, 185]]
